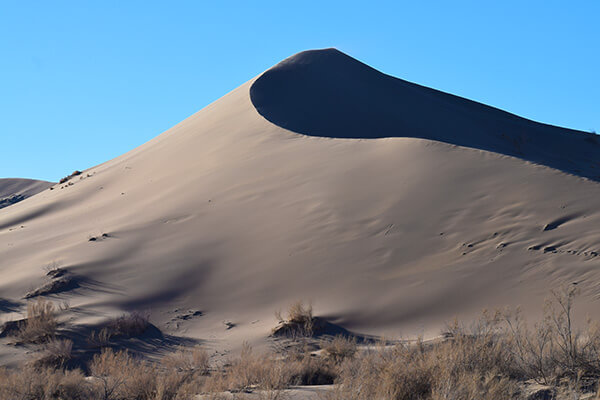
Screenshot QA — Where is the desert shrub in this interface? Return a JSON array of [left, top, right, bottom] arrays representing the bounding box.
[[286, 301, 313, 325], [326, 310, 521, 400], [0, 346, 213, 399], [228, 342, 290, 392], [57, 369, 95, 400], [162, 346, 210, 377], [322, 335, 357, 363], [34, 339, 73, 368], [430, 369, 521, 400], [88, 348, 156, 400], [286, 350, 336, 385], [502, 306, 555, 383], [59, 170, 82, 184], [106, 311, 149, 338], [0, 366, 92, 400], [202, 341, 337, 397], [88, 327, 113, 348], [330, 339, 514, 400], [502, 285, 600, 385], [18, 299, 57, 343], [273, 300, 315, 337], [85, 346, 212, 400], [203, 342, 291, 396]]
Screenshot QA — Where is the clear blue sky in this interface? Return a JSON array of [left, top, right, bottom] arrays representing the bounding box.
[[1, 1, 598, 182]]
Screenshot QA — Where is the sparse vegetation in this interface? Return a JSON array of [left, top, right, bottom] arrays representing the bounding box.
[[59, 170, 82, 184], [24, 274, 76, 298], [106, 311, 149, 338], [88, 327, 114, 349], [88, 348, 157, 400], [4, 288, 600, 399], [213, 342, 290, 395], [326, 286, 600, 400], [35, 339, 73, 367], [86, 312, 149, 349], [322, 335, 357, 363], [162, 346, 210, 377], [0, 366, 92, 400], [273, 300, 315, 337], [17, 299, 58, 343]]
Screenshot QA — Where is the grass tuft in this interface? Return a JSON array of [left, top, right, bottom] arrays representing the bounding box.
[[18, 299, 58, 343]]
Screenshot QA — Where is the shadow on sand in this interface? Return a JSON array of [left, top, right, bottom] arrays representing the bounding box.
[[251, 48, 600, 181]]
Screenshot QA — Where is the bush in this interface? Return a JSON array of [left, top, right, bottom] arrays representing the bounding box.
[[273, 300, 315, 337], [161, 346, 210, 377], [0, 366, 91, 400], [322, 335, 357, 363], [329, 335, 519, 400], [286, 301, 313, 325], [216, 342, 291, 393], [18, 299, 58, 343], [88, 348, 156, 400], [106, 311, 149, 338], [286, 349, 336, 385], [59, 170, 82, 184], [35, 339, 73, 367], [88, 327, 113, 348]]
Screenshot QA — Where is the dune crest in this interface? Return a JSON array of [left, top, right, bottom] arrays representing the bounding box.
[[251, 48, 600, 180]]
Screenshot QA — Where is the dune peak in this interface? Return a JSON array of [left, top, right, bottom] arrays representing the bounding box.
[[250, 49, 600, 180]]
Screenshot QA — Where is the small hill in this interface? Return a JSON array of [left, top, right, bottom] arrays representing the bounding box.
[[0, 178, 53, 210]]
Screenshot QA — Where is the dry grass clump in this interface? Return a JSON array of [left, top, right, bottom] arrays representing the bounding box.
[[88, 327, 113, 348], [88, 348, 157, 400], [328, 331, 520, 400], [200, 342, 335, 398], [273, 300, 315, 337], [0, 366, 92, 400], [85, 312, 149, 349], [106, 311, 149, 338], [85, 347, 211, 400], [501, 285, 600, 386], [207, 342, 291, 395], [327, 286, 600, 399], [286, 301, 313, 325], [59, 170, 82, 184], [162, 346, 210, 377], [34, 339, 74, 368], [284, 347, 337, 385], [18, 299, 58, 343], [322, 335, 357, 363]]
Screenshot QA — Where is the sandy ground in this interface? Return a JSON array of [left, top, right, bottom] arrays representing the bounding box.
[[1, 49, 600, 367], [195, 385, 331, 399]]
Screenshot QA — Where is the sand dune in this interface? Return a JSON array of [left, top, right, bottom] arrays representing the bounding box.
[[1, 48, 600, 364], [0, 178, 53, 210]]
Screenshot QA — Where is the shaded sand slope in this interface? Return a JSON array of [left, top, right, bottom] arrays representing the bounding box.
[[0, 178, 53, 209], [1, 49, 600, 360], [251, 49, 600, 180]]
